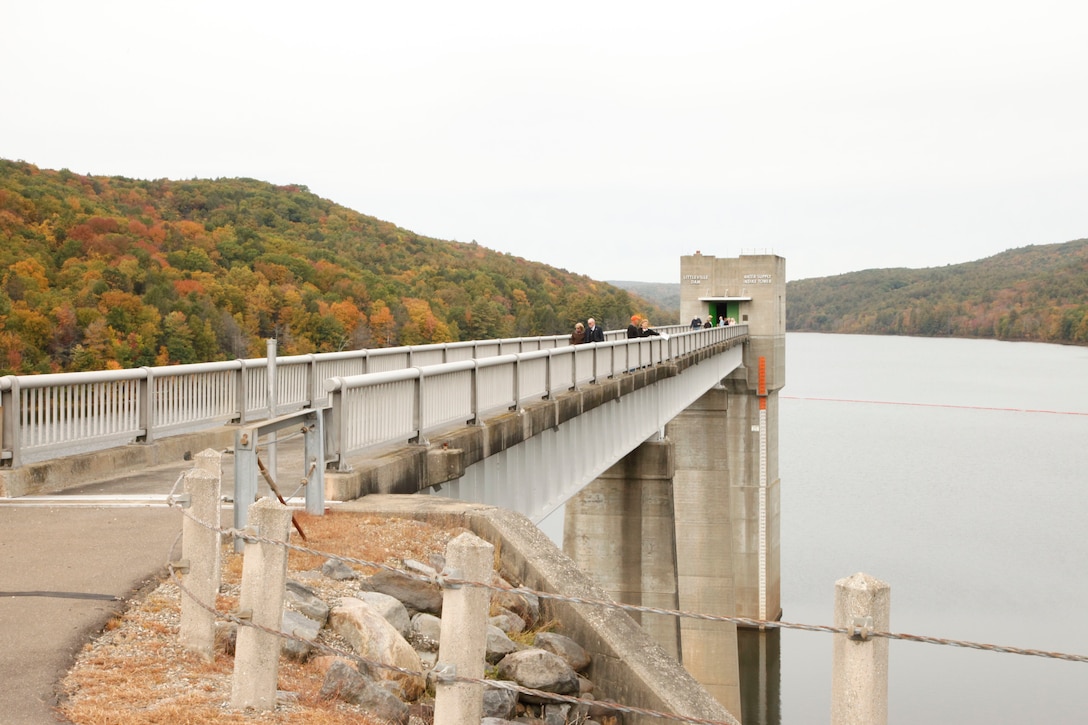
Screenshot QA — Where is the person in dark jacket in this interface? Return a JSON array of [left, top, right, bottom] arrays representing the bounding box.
[[627, 315, 641, 339], [585, 318, 604, 343], [570, 322, 586, 345]]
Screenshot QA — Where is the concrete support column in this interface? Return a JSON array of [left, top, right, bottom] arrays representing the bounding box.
[[666, 385, 742, 716], [563, 438, 681, 660]]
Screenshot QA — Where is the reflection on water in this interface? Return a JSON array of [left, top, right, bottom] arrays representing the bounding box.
[[738, 628, 781, 725]]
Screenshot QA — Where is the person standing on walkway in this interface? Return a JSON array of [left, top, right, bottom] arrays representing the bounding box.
[[627, 315, 641, 339], [585, 318, 604, 343], [570, 322, 586, 345]]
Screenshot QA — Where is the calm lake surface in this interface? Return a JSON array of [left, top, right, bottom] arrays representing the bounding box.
[[540, 332, 1088, 723], [775, 333, 1088, 725]]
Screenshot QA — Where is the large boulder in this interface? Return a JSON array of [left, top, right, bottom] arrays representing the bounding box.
[[486, 624, 520, 664], [281, 608, 321, 662], [490, 573, 540, 629], [329, 597, 426, 700], [360, 568, 443, 614], [496, 648, 580, 698], [319, 660, 409, 725], [533, 631, 591, 672], [409, 612, 443, 651], [482, 681, 520, 720], [356, 590, 411, 637], [285, 580, 330, 626]]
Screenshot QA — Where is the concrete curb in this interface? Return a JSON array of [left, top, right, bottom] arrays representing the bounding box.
[[0, 428, 237, 498]]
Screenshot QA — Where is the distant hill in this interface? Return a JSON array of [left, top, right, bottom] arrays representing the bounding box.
[[614, 239, 1088, 346], [606, 280, 680, 319], [0, 159, 671, 375], [787, 239, 1088, 344]]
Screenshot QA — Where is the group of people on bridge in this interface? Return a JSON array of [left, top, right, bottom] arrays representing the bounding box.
[[569, 315, 661, 345], [690, 315, 736, 329]]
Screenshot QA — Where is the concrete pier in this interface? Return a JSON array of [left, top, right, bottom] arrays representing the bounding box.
[[668, 387, 742, 714], [564, 439, 681, 660]]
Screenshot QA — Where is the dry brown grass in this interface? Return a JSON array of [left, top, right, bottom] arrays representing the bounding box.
[[58, 512, 468, 725]]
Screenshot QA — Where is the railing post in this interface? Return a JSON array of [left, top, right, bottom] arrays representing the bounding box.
[[831, 572, 890, 725], [233, 427, 259, 552], [139, 367, 154, 443], [323, 379, 346, 472], [303, 410, 326, 515], [230, 497, 292, 711], [235, 360, 249, 425], [544, 349, 554, 399], [433, 532, 495, 725], [306, 353, 318, 410], [1, 377, 19, 469], [266, 338, 278, 483], [471, 361, 483, 426], [574, 343, 583, 389], [512, 355, 522, 412], [0, 383, 5, 465], [413, 370, 428, 445]]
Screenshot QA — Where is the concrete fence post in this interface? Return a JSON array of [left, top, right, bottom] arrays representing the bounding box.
[[831, 572, 890, 725], [193, 446, 227, 552], [178, 461, 222, 659], [231, 497, 292, 711], [434, 532, 495, 725]]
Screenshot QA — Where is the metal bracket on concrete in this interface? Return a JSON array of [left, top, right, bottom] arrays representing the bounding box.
[[233, 409, 326, 550], [169, 559, 190, 574], [438, 567, 462, 589], [849, 615, 874, 641], [430, 662, 457, 683]]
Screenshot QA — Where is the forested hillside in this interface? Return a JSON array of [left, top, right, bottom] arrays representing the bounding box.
[[787, 239, 1088, 344], [0, 160, 670, 375], [606, 280, 680, 318]]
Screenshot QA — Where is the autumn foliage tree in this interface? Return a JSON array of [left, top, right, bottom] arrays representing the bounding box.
[[786, 239, 1088, 344], [0, 159, 669, 375]]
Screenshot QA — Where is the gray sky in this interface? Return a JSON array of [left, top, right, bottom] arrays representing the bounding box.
[[4, 1, 1086, 282]]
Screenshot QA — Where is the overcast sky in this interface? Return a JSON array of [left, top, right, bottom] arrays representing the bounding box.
[[4, 1, 1086, 283]]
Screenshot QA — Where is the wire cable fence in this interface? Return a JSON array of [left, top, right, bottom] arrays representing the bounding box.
[[162, 494, 1088, 724], [165, 494, 744, 725]]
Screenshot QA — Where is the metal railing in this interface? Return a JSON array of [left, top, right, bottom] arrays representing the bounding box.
[[0, 325, 746, 470], [322, 325, 747, 469]]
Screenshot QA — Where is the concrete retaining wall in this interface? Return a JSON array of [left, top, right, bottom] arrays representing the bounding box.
[[0, 427, 237, 498]]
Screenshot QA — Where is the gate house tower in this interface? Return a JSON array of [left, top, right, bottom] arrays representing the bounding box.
[[566, 252, 785, 714], [676, 250, 785, 622], [665, 252, 785, 709]]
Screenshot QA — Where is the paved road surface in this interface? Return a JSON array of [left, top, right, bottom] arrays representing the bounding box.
[[0, 441, 308, 724]]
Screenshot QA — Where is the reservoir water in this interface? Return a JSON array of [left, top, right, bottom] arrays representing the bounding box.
[[540, 332, 1088, 723], [774, 333, 1088, 724]]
